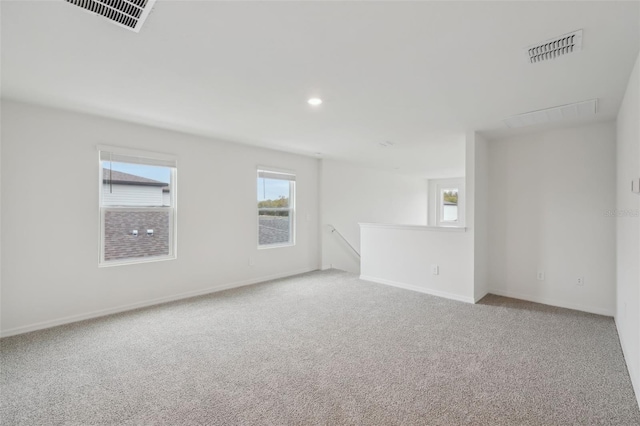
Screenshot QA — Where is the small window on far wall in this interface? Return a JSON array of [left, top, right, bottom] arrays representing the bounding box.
[[430, 177, 465, 227], [98, 147, 177, 266], [257, 169, 295, 248], [440, 188, 459, 223]]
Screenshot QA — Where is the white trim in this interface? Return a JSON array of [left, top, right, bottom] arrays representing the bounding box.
[[359, 223, 466, 232], [0, 267, 317, 338], [257, 170, 296, 181], [256, 165, 296, 176], [360, 275, 475, 304], [98, 253, 177, 268], [97, 144, 177, 164], [258, 242, 295, 250], [615, 318, 640, 408], [488, 288, 614, 317]]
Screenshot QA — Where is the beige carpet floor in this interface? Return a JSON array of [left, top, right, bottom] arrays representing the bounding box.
[[1, 269, 638, 425]]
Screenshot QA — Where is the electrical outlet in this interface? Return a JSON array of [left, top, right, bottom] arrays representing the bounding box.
[[577, 277, 584, 286], [248, 257, 255, 267], [537, 271, 545, 281], [431, 264, 439, 275]]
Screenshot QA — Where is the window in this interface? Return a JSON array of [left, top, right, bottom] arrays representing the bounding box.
[[98, 146, 177, 266], [257, 169, 295, 248], [429, 177, 465, 227], [440, 188, 459, 223]]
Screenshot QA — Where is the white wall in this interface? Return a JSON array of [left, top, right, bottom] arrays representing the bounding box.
[[360, 224, 474, 303], [0, 101, 320, 336], [320, 160, 428, 273], [488, 122, 617, 316], [358, 132, 481, 304], [616, 52, 640, 405], [471, 133, 490, 302], [0, 101, 2, 333]]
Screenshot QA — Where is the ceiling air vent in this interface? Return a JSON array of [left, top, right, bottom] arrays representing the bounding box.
[[65, 0, 157, 33], [503, 99, 598, 129], [525, 30, 583, 63]]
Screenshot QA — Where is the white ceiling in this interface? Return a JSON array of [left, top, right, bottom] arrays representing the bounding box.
[[2, 1, 639, 177]]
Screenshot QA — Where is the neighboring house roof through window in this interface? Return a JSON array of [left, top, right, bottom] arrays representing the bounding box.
[[102, 168, 167, 187]]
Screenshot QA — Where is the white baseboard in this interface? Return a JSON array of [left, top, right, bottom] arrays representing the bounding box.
[[359, 275, 475, 304], [0, 267, 317, 338], [615, 317, 640, 409], [488, 288, 614, 317]]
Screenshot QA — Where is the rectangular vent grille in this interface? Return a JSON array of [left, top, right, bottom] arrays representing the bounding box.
[[525, 30, 583, 63], [503, 99, 598, 128], [65, 0, 156, 32]]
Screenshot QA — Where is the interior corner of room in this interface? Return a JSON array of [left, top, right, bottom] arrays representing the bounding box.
[[1, 0, 639, 422]]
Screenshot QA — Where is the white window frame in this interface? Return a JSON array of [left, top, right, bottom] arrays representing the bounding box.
[[257, 168, 296, 249], [98, 145, 178, 267], [430, 177, 465, 228]]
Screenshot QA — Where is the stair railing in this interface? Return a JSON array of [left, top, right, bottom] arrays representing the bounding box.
[[327, 224, 360, 258]]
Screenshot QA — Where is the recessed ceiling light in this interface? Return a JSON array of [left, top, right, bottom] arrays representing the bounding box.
[[308, 98, 323, 106]]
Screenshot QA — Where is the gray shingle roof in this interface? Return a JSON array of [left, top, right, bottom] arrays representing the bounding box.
[[103, 169, 167, 186]]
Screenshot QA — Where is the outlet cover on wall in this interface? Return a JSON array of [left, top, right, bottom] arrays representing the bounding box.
[[577, 277, 584, 286], [537, 270, 545, 281], [431, 264, 439, 275]]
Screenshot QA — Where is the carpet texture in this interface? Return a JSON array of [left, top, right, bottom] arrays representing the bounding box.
[[1, 269, 638, 425]]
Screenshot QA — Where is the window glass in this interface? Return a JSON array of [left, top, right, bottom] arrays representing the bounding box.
[[257, 171, 295, 247], [99, 150, 176, 265], [441, 188, 458, 222]]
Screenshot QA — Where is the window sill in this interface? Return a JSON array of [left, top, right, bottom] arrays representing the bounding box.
[[99, 255, 176, 268], [359, 223, 467, 232], [258, 243, 296, 250]]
